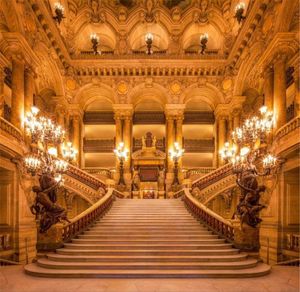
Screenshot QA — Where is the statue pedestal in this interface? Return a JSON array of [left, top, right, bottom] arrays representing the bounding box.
[[132, 191, 140, 199], [158, 191, 165, 199], [37, 223, 64, 251], [232, 220, 260, 251]]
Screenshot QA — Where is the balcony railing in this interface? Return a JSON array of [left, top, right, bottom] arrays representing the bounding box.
[[286, 233, 300, 252], [275, 115, 300, 140], [0, 117, 23, 142], [185, 167, 216, 179], [83, 168, 113, 179], [83, 138, 115, 153]]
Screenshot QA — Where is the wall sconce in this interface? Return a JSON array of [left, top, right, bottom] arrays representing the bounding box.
[[90, 33, 100, 55], [235, 2, 246, 24], [145, 32, 154, 55], [200, 33, 208, 55], [53, 2, 65, 24]]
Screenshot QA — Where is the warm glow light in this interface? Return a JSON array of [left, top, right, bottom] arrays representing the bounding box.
[[48, 147, 58, 157], [90, 33, 99, 42], [62, 142, 78, 162], [54, 2, 64, 11], [169, 142, 184, 160], [235, 2, 246, 11], [114, 142, 128, 160], [145, 32, 154, 42], [240, 146, 250, 157], [200, 33, 209, 42]]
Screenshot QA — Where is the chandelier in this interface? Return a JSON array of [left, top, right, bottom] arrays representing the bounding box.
[[24, 107, 70, 179], [219, 106, 279, 228], [53, 2, 65, 24], [169, 142, 184, 186], [90, 33, 100, 55]]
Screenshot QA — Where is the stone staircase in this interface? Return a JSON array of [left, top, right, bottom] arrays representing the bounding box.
[[25, 199, 270, 278]]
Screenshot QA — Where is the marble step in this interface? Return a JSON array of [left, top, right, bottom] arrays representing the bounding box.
[[37, 258, 258, 270], [83, 230, 213, 235], [78, 234, 220, 240], [24, 263, 271, 278], [71, 239, 225, 245], [63, 243, 233, 250], [47, 253, 249, 263], [56, 248, 239, 256]]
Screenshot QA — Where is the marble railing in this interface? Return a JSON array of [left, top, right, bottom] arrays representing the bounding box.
[[182, 189, 235, 242], [62, 189, 115, 242], [185, 167, 216, 179], [286, 233, 300, 252], [0, 117, 23, 142], [275, 115, 300, 140], [83, 168, 113, 179]]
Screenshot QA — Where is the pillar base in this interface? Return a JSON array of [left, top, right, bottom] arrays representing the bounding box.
[[232, 221, 259, 251], [37, 223, 64, 251]]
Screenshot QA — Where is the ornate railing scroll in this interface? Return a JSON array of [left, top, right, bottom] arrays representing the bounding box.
[[62, 189, 115, 242], [182, 189, 235, 243]]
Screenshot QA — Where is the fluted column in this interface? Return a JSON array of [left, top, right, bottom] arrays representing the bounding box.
[[11, 56, 24, 130], [273, 54, 287, 130], [0, 68, 4, 118], [263, 66, 274, 111], [123, 115, 132, 171], [24, 67, 35, 114], [72, 115, 80, 166]]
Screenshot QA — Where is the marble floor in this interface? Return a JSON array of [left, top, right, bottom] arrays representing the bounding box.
[[0, 265, 298, 292]]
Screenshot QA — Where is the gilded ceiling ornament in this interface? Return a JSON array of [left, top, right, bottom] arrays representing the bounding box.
[[170, 81, 181, 94], [117, 81, 128, 94], [66, 78, 77, 90]]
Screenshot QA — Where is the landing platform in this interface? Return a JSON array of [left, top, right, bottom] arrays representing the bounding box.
[[0, 265, 299, 292]]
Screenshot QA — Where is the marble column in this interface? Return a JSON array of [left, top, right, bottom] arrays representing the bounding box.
[[166, 116, 175, 171], [263, 66, 274, 111], [123, 116, 132, 171], [24, 67, 35, 114], [11, 57, 24, 130], [72, 115, 80, 166], [56, 106, 65, 157], [115, 115, 123, 147], [218, 116, 227, 166], [0, 68, 4, 118], [232, 109, 241, 130], [273, 54, 287, 130]]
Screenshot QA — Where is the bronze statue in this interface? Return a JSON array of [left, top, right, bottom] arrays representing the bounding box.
[[235, 168, 266, 228], [31, 174, 70, 233]]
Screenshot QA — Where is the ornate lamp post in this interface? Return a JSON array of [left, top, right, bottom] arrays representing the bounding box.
[[53, 2, 65, 24], [145, 32, 154, 55], [220, 106, 279, 228], [23, 106, 70, 233], [235, 2, 246, 24], [114, 142, 128, 186], [200, 33, 208, 54], [169, 142, 184, 186], [90, 33, 100, 55]]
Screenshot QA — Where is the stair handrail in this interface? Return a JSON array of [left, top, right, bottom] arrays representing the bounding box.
[[191, 163, 233, 189], [66, 164, 107, 191], [62, 188, 115, 242], [182, 188, 235, 242]]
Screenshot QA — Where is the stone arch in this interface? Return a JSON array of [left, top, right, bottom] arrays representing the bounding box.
[[181, 83, 225, 110], [75, 83, 116, 110]]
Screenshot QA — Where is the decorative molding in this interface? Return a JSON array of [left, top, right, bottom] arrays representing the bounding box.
[[83, 111, 115, 125], [183, 111, 215, 124], [83, 139, 115, 153], [133, 111, 165, 124]]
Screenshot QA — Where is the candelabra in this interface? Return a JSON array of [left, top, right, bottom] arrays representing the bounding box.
[[90, 33, 100, 55], [219, 106, 279, 228], [114, 142, 128, 186], [24, 106, 72, 233], [62, 142, 78, 163], [145, 32, 154, 55], [235, 2, 246, 24], [53, 2, 65, 24], [200, 33, 208, 54], [169, 142, 184, 186]]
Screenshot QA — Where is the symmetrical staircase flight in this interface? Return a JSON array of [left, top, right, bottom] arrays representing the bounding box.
[[25, 199, 270, 278]]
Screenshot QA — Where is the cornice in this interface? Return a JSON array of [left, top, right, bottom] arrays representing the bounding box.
[[256, 32, 300, 69], [0, 32, 39, 68], [227, 0, 269, 70]]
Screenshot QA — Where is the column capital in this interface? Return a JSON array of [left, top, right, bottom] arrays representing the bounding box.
[[214, 104, 229, 120], [273, 52, 288, 65], [113, 104, 133, 119], [165, 104, 185, 118]]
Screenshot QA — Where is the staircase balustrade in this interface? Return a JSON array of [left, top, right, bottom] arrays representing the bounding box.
[[62, 189, 115, 242], [182, 189, 235, 243]]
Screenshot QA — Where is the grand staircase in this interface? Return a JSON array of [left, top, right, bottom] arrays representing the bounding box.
[[25, 199, 270, 278]]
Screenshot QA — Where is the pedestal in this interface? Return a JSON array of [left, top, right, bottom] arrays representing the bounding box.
[[37, 223, 64, 251]]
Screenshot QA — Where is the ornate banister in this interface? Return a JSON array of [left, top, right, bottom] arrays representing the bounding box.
[[182, 189, 235, 242], [192, 163, 233, 189], [66, 164, 107, 191], [62, 188, 115, 242]]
